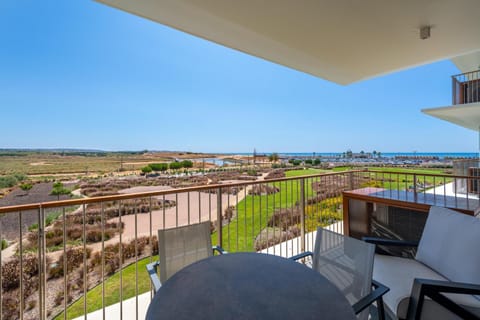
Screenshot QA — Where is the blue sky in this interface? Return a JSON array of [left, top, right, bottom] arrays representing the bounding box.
[[0, 1, 476, 153]]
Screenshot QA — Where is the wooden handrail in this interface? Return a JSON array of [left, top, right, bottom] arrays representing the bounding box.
[[0, 170, 363, 213], [0, 169, 476, 214]]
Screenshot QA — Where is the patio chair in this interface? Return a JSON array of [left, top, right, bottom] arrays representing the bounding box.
[[364, 206, 480, 320], [291, 228, 389, 320], [146, 221, 226, 293]]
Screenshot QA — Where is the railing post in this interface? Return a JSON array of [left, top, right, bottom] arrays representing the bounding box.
[[217, 187, 223, 248], [38, 206, 46, 320], [300, 179, 306, 253], [348, 172, 354, 190], [413, 174, 418, 202]]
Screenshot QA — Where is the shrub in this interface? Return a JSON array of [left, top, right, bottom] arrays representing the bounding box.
[[292, 159, 302, 166], [19, 183, 33, 191], [2, 291, 19, 319], [104, 252, 120, 276], [48, 247, 91, 279], [169, 162, 182, 170], [181, 160, 193, 168], [313, 158, 321, 165], [54, 283, 73, 306], [224, 206, 235, 222], [1, 239, 8, 250], [2, 260, 20, 291], [1, 254, 39, 291], [141, 166, 152, 174], [0, 175, 19, 188], [149, 163, 169, 172]]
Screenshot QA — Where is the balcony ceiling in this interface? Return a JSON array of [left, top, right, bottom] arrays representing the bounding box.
[[422, 103, 480, 131], [96, 0, 480, 85], [452, 51, 480, 74]]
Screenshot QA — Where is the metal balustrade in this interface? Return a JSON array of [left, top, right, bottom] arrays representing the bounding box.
[[0, 169, 478, 319], [452, 70, 480, 105]]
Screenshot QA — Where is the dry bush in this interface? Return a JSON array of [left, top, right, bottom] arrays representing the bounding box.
[[1, 254, 39, 291], [254, 226, 301, 251], [48, 247, 92, 279], [248, 185, 280, 195], [54, 283, 73, 306], [264, 169, 286, 180], [224, 206, 235, 222], [267, 208, 301, 231], [2, 291, 19, 319]]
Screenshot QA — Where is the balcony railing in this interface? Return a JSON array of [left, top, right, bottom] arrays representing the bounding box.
[[0, 169, 478, 319], [452, 70, 480, 105]]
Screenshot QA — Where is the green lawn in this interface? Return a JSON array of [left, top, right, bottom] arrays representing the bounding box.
[[55, 257, 153, 320], [362, 167, 451, 190], [213, 169, 328, 252], [284, 168, 328, 176]]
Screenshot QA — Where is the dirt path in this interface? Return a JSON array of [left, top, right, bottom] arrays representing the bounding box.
[[88, 173, 269, 251]]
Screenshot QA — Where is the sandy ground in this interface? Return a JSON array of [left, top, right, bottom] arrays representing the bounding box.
[[87, 173, 268, 250], [85, 184, 247, 251]]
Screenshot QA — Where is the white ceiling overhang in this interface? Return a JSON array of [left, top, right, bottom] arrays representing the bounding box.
[[422, 103, 480, 131], [95, 0, 480, 85]]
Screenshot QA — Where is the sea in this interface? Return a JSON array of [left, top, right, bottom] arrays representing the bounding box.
[[220, 152, 479, 159]]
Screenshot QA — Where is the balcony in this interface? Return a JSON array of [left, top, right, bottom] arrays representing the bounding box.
[[0, 169, 478, 319], [452, 70, 480, 105]]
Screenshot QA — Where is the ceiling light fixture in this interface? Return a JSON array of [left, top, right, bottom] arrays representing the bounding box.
[[420, 25, 431, 40]]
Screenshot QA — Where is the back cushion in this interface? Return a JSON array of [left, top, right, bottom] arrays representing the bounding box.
[[416, 206, 480, 284]]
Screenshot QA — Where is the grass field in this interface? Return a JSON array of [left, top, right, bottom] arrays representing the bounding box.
[[55, 257, 153, 320], [362, 167, 452, 190], [213, 169, 333, 252], [0, 151, 180, 176]]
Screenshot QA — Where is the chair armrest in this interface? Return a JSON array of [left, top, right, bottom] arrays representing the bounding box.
[[352, 280, 390, 316], [212, 246, 228, 254], [362, 237, 419, 248], [146, 261, 162, 293], [407, 278, 480, 320], [289, 251, 313, 261]]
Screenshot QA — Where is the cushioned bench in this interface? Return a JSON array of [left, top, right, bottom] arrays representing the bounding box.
[[365, 206, 480, 319]]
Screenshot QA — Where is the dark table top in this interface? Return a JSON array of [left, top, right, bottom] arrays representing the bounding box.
[[146, 252, 356, 320], [344, 187, 478, 214]]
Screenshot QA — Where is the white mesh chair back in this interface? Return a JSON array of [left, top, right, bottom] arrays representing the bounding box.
[[158, 222, 213, 283], [312, 228, 375, 320]]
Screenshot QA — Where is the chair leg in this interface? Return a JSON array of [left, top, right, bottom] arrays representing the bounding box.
[[376, 297, 386, 320]]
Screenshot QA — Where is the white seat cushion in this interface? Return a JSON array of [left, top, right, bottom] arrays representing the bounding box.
[[373, 254, 480, 319]]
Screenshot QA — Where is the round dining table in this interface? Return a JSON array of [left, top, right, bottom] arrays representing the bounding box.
[[145, 252, 356, 320]]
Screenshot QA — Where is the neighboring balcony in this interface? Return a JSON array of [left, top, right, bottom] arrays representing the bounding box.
[[452, 70, 480, 105]]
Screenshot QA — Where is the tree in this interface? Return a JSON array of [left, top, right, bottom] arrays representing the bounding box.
[[313, 158, 321, 165], [169, 162, 183, 170], [268, 153, 279, 163], [150, 163, 169, 172], [305, 159, 313, 165], [372, 150, 377, 158], [181, 160, 193, 168], [346, 150, 353, 158], [50, 182, 71, 200], [141, 166, 152, 174]]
